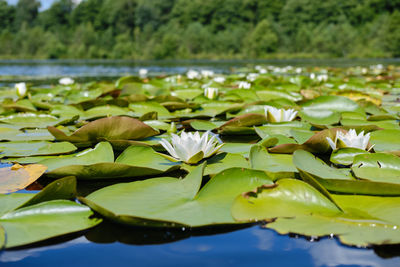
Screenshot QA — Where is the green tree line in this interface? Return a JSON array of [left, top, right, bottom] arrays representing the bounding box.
[[0, 0, 399, 59]]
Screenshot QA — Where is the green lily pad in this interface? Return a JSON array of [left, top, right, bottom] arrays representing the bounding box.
[[370, 129, 400, 152], [232, 178, 341, 221], [40, 142, 179, 179], [0, 128, 55, 141], [255, 121, 310, 138], [293, 149, 354, 180], [0, 176, 100, 248], [171, 89, 203, 100], [0, 200, 101, 248], [294, 150, 400, 195], [66, 89, 103, 104], [224, 89, 259, 102], [143, 120, 171, 131], [232, 178, 400, 246], [256, 89, 302, 102], [50, 105, 84, 118], [81, 165, 273, 227], [299, 109, 341, 125], [39, 142, 113, 171], [0, 176, 77, 214], [0, 141, 76, 157], [289, 129, 315, 144], [82, 105, 130, 120], [115, 75, 141, 89], [189, 102, 243, 118], [250, 145, 297, 178], [219, 143, 253, 157], [267, 212, 400, 247], [352, 153, 400, 184], [330, 147, 369, 165], [129, 102, 171, 118], [341, 118, 399, 130], [190, 120, 220, 131], [182, 152, 249, 176], [301, 95, 363, 114], [2, 99, 37, 112], [0, 113, 61, 129]]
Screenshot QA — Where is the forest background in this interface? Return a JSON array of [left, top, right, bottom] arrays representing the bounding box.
[[0, 0, 399, 60]]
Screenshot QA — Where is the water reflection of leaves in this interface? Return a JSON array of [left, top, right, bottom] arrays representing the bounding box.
[[85, 220, 253, 246]]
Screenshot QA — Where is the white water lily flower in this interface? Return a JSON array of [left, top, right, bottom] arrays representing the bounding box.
[[15, 82, 27, 97], [238, 81, 251, 89], [187, 69, 200, 79], [160, 131, 224, 164], [264, 106, 298, 122], [326, 129, 372, 151], [213, 76, 225, 84], [139, 68, 148, 77], [246, 73, 258, 82], [201, 70, 214, 78], [255, 65, 267, 74], [59, 77, 74, 85], [204, 87, 218, 100]]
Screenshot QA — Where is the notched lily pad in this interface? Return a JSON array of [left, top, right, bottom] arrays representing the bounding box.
[[330, 147, 369, 165], [352, 153, 400, 184], [232, 178, 400, 247], [81, 165, 273, 227]]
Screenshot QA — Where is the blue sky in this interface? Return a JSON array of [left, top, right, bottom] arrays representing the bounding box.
[[7, 0, 55, 10], [6, 0, 72, 10]]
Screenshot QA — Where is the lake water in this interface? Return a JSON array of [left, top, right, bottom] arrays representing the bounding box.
[[1, 59, 400, 267], [1, 58, 400, 83]]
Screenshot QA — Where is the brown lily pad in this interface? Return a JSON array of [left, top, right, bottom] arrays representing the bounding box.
[[47, 116, 159, 147], [0, 164, 47, 194]]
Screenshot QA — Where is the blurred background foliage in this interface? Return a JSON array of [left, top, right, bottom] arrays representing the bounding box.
[[0, 0, 399, 59]]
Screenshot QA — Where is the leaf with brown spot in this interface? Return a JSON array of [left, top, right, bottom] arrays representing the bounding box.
[[0, 164, 47, 194]]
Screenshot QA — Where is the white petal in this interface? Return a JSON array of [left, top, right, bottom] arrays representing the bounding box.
[[159, 139, 179, 159], [326, 137, 337, 150]]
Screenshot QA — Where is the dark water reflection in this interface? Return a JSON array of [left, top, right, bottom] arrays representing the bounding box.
[[1, 222, 400, 267]]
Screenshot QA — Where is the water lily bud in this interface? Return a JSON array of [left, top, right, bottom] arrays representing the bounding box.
[[59, 77, 75, 85], [15, 82, 27, 98], [204, 87, 218, 100]]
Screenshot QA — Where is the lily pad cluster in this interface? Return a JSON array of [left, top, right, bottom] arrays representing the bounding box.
[[1, 64, 400, 249]]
